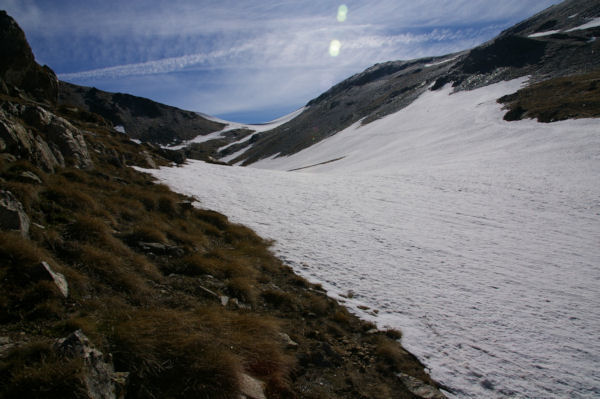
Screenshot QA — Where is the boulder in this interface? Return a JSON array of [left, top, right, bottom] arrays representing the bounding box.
[[238, 373, 266, 399], [278, 332, 298, 349], [55, 330, 128, 399], [398, 373, 446, 399], [0, 109, 63, 172], [0, 189, 30, 236], [23, 106, 93, 169], [36, 261, 69, 298]]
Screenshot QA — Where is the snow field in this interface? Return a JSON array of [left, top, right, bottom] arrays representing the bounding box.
[[147, 80, 600, 398]]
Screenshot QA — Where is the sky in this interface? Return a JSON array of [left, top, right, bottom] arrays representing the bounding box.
[[2, 0, 562, 123]]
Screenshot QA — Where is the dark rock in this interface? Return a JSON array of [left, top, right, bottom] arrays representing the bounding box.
[[177, 200, 194, 211], [0, 11, 58, 104], [158, 148, 186, 164], [55, 330, 128, 399], [0, 189, 30, 236]]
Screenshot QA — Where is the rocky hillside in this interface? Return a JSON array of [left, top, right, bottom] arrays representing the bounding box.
[[222, 0, 600, 165], [58, 82, 225, 146], [0, 10, 444, 399]]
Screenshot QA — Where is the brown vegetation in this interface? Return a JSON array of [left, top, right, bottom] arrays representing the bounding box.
[[498, 69, 600, 122], [0, 92, 439, 398]]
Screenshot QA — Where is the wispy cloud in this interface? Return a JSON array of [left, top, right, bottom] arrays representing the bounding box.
[[2, 0, 562, 122]]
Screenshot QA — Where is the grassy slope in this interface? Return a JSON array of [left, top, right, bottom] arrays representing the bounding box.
[[498, 69, 600, 122], [0, 96, 434, 398]]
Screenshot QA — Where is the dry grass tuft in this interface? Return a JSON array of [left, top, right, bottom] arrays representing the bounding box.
[[105, 308, 242, 399], [226, 277, 258, 306], [0, 341, 86, 399]]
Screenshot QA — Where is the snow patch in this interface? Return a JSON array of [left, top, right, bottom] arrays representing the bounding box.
[[114, 125, 126, 133], [567, 17, 600, 32], [165, 107, 307, 151], [425, 55, 459, 67], [528, 30, 561, 38], [220, 146, 251, 163]]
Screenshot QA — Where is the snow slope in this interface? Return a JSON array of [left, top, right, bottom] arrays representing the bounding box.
[[147, 80, 600, 398], [164, 107, 307, 150]]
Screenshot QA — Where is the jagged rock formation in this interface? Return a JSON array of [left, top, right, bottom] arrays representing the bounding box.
[[0, 101, 93, 171], [0, 10, 93, 172], [0, 11, 58, 104]]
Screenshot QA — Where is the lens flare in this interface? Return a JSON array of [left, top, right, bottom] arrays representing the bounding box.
[[329, 39, 341, 57], [337, 4, 348, 22]]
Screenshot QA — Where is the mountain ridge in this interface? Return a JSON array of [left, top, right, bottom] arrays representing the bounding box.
[[44, 0, 600, 168]]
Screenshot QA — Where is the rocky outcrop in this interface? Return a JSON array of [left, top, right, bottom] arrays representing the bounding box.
[[22, 105, 93, 169], [54, 330, 128, 399], [0, 13, 93, 171], [0, 103, 93, 171], [0, 189, 30, 236], [0, 11, 58, 104]]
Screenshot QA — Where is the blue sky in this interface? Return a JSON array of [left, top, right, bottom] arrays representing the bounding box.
[[2, 0, 561, 123]]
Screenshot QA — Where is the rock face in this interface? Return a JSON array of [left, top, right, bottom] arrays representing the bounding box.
[[0, 13, 93, 171], [55, 330, 128, 399], [23, 105, 93, 169], [0, 11, 58, 104], [0, 190, 30, 236], [0, 102, 93, 171]]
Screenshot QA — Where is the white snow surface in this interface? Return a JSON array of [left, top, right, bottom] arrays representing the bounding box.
[[528, 30, 561, 37], [567, 17, 600, 32], [146, 80, 600, 399], [424, 55, 460, 67], [165, 107, 306, 150]]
